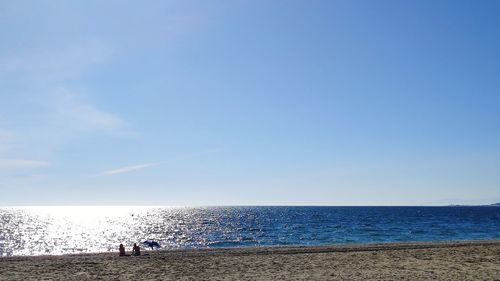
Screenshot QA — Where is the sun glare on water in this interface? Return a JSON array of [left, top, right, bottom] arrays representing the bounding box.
[[1, 206, 176, 256]]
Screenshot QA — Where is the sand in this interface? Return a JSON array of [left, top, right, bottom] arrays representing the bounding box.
[[1, 240, 499, 280]]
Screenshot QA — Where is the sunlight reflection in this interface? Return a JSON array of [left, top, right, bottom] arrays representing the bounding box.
[[1, 206, 178, 256]]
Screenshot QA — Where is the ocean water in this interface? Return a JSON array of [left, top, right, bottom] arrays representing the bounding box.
[[1, 206, 499, 256]]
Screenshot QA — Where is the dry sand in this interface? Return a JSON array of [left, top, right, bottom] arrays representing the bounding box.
[[1, 240, 499, 280]]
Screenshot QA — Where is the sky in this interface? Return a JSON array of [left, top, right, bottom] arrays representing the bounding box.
[[0, 0, 499, 206]]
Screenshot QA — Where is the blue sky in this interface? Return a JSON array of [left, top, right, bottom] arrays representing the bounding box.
[[1, 0, 499, 205]]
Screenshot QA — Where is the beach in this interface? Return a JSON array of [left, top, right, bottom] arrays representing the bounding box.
[[0, 240, 499, 280]]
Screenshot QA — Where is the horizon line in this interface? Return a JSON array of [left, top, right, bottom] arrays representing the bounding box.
[[1, 203, 498, 208]]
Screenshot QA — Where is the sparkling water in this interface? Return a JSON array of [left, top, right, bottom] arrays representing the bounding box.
[[1, 206, 499, 256]]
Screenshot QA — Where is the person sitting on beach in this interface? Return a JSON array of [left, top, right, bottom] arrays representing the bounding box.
[[132, 243, 141, 256], [119, 244, 126, 256]]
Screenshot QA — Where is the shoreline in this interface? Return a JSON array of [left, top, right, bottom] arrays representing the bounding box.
[[2, 239, 500, 259], [1, 240, 499, 280]]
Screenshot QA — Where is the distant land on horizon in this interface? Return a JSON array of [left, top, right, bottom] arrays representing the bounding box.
[[447, 203, 500, 207]]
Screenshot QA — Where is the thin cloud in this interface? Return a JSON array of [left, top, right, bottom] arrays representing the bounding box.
[[51, 88, 125, 131], [0, 42, 126, 165], [102, 163, 159, 175], [0, 159, 50, 169], [98, 150, 218, 177]]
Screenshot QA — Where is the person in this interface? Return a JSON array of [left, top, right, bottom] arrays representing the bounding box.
[[132, 243, 141, 256], [119, 244, 126, 256]]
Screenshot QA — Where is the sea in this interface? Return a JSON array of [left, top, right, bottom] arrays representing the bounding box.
[[1, 206, 499, 256]]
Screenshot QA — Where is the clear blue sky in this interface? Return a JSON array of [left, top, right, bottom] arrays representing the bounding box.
[[1, 0, 499, 206]]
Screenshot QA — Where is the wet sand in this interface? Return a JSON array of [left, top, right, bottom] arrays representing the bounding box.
[[1, 240, 499, 280]]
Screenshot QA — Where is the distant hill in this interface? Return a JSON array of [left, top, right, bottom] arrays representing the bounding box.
[[448, 203, 500, 207]]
